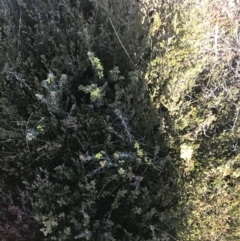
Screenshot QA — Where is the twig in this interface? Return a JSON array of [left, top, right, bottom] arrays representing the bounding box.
[[151, 227, 179, 241], [232, 106, 239, 133], [108, 17, 134, 65], [214, 21, 218, 59], [25, 113, 33, 152], [213, 232, 222, 241], [17, 9, 22, 52], [113, 108, 133, 143], [144, 224, 180, 241], [7, 71, 32, 90], [98, 180, 112, 198]]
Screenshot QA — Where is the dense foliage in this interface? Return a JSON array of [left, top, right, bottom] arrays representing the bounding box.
[[0, 0, 239, 240]]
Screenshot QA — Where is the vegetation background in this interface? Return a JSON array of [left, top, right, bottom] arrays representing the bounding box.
[[0, 0, 239, 240]]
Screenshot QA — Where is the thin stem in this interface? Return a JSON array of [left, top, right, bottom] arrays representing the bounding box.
[[108, 17, 134, 65]]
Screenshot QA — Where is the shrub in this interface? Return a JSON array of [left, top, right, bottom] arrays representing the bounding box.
[[1, 0, 239, 240]]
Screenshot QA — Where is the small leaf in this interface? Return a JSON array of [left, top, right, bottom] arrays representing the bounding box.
[[100, 160, 107, 167]]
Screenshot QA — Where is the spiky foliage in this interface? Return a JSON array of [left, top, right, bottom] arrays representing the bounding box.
[[1, 0, 240, 240], [143, 0, 240, 240], [0, 0, 180, 240]]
